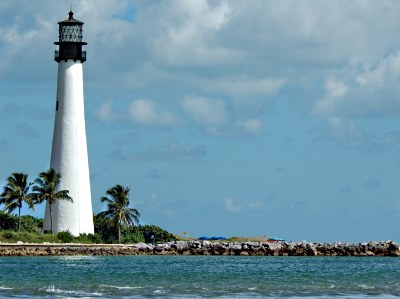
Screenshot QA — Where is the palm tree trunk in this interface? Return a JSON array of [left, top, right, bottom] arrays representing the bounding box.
[[18, 206, 21, 233], [118, 225, 121, 244], [50, 205, 53, 234]]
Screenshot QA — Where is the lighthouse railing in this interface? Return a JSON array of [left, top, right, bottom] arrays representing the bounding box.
[[54, 50, 86, 62]]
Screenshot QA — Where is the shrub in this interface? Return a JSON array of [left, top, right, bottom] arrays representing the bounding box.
[[57, 231, 74, 243], [134, 225, 178, 244], [93, 214, 118, 244], [123, 230, 145, 244], [3, 231, 15, 240], [75, 233, 103, 244], [87, 233, 103, 243]]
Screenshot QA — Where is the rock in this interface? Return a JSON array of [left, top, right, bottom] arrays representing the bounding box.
[[154, 244, 167, 252], [201, 241, 211, 248], [317, 244, 327, 252], [232, 244, 242, 253], [267, 243, 282, 251], [388, 242, 399, 251], [135, 242, 154, 253], [190, 241, 201, 248], [195, 248, 210, 255], [334, 246, 347, 256]]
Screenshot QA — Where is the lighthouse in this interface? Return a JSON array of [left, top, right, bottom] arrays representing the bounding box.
[[44, 11, 94, 235]]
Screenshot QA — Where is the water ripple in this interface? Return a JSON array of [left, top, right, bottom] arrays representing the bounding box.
[[0, 256, 399, 298]]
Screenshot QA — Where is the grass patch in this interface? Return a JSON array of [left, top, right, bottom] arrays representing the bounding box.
[[0, 230, 59, 243], [226, 236, 267, 243], [0, 230, 100, 244]]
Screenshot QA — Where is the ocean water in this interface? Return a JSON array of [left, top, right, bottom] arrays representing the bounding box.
[[0, 255, 399, 298]]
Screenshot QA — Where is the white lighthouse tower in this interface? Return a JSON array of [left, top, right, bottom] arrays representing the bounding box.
[[44, 11, 94, 235]]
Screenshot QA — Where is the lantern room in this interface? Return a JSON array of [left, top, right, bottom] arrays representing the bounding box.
[[54, 11, 87, 63]]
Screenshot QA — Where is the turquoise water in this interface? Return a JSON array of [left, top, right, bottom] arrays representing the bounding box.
[[0, 256, 399, 298]]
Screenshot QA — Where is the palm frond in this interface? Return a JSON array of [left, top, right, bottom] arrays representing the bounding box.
[[33, 168, 71, 206]]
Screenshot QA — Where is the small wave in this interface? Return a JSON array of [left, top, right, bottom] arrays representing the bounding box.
[[0, 286, 13, 290], [358, 284, 376, 290], [101, 284, 143, 290], [154, 289, 166, 294], [57, 255, 96, 261], [45, 285, 59, 293], [45, 285, 102, 296]]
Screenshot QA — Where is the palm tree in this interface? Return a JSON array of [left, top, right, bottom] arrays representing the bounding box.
[[32, 168, 72, 233], [99, 184, 140, 243], [0, 172, 35, 232]]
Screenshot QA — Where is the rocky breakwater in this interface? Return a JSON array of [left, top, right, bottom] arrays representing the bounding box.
[[0, 243, 140, 256], [136, 240, 400, 257], [0, 240, 399, 256]]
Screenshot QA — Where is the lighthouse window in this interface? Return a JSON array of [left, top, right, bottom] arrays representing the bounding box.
[[59, 24, 83, 42]]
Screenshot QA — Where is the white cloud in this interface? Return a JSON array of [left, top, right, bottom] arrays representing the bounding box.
[[94, 100, 115, 121], [112, 141, 206, 163], [235, 118, 263, 135], [314, 52, 400, 117], [94, 98, 179, 127], [4, 1, 400, 84], [313, 116, 400, 152], [182, 98, 265, 137], [209, 78, 285, 97], [147, 0, 236, 67], [224, 198, 242, 213], [182, 97, 228, 126], [129, 99, 179, 126], [0, 26, 39, 44], [224, 197, 264, 213], [5, 0, 400, 141], [327, 117, 372, 149], [0, 18, 53, 79]]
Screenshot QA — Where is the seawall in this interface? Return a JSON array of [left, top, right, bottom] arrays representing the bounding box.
[[0, 240, 399, 256]]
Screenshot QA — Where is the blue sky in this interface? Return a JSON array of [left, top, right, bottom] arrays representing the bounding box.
[[1, 0, 400, 242]]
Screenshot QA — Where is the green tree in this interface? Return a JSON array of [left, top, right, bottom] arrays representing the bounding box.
[[0, 173, 35, 232], [93, 213, 118, 243], [32, 168, 72, 233], [99, 184, 140, 243], [0, 210, 17, 230], [20, 215, 43, 233]]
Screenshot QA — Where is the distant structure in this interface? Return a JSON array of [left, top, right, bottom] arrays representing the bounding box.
[[44, 11, 94, 235]]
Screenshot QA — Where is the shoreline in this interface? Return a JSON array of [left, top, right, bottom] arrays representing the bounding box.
[[0, 240, 399, 256]]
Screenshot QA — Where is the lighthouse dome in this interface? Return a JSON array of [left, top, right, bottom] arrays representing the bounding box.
[[58, 11, 84, 43], [54, 11, 87, 63]]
